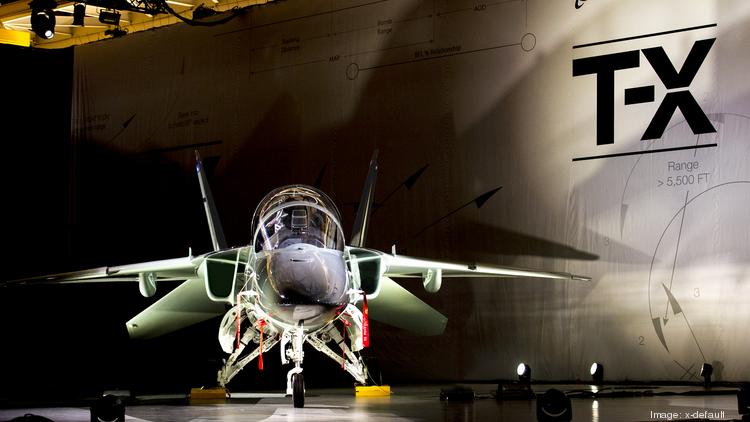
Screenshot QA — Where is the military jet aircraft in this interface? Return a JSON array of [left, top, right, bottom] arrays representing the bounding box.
[[4, 151, 589, 408]]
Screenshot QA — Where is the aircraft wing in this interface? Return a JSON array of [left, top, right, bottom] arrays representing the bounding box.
[[381, 254, 591, 281], [348, 247, 589, 336], [3, 256, 201, 285], [3, 253, 230, 339]]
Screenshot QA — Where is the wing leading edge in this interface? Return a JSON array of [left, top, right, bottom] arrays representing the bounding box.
[[381, 253, 591, 281], [2, 253, 229, 339], [2, 256, 200, 285], [355, 248, 590, 336]]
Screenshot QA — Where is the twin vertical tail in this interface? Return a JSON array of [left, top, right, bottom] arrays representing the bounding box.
[[352, 151, 378, 348], [195, 151, 228, 251], [350, 150, 379, 248]]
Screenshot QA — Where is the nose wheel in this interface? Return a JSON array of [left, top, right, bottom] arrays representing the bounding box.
[[292, 372, 305, 408], [283, 323, 307, 408]]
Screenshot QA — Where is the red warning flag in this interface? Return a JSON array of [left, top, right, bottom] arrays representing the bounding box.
[[235, 295, 241, 350], [258, 319, 266, 371], [362, 292, 370, 348]]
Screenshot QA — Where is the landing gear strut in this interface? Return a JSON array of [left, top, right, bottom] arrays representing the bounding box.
[[283, 322, 307, 408]]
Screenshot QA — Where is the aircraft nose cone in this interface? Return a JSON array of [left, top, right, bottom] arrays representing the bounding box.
[[260, 244, 348, 306]]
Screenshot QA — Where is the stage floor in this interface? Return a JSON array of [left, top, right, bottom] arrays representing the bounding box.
[[0, 384, 744, 421]]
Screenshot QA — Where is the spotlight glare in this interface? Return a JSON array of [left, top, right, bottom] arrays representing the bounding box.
[[517, 363, 526, 377]]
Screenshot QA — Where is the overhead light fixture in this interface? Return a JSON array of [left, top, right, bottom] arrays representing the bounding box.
[[590, 362, 604, 384], [700, 363, 713, 388], [72, 3, 85, 26], [29, 0, 56, 39], [517, 363, 531, 384], [192, 5, 217, 20], [98, 9, 120, 25], [104, 27, 127, 37]]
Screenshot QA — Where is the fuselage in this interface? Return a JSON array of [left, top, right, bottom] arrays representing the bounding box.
[[246, 185, 352, 330]]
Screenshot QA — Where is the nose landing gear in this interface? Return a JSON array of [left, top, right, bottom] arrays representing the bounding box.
[[292, 372, 305, 408], [282, 322, 307, 408]]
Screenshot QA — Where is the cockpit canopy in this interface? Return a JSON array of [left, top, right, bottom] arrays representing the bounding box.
[[251, 185, 345, 253]]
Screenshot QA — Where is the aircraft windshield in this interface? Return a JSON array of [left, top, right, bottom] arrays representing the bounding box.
[[252, 185, 345, 253]]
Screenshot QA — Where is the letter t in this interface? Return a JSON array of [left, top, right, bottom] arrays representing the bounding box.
[[573, 50, 640, 145]]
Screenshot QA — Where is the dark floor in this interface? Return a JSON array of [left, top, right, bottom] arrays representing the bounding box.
[[0, 384, 745, 421]]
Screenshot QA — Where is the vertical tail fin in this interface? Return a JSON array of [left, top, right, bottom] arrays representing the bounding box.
[[195, 151, 227, 251], [350, 150, 378, 247]]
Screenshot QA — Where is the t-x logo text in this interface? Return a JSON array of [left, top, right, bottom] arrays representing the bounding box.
[[573, 38, 716, 145]]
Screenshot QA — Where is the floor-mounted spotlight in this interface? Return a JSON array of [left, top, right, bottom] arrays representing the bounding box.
[[517, 363, 531, 384], [700, 363, 713, 388], [29, 0, 56, 39], [738, 382, 749, 417], [90, 394, 125, 422], [72, 3, 85, 26], [536, 388, 572, 421], [98, 9, 121, 26], [590, 362, 604, 384]]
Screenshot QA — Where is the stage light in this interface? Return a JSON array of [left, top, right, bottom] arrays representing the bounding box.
[[72, 3, 85, 26], [439, 385, 475, 401], [738, 382, 749, 416], [700, 363, 713, 388], [29, 0, 56, 39], [517, 362, 531, 383], [104, 27, 127, 37], [590, 362, 604, 384], [192, 5, 217, 20], [99, 9, 121, 26], [536, 388, 572, 421], [90, 394, 125, 422]]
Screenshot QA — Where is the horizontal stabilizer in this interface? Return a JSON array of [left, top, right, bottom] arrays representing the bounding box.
[[126, 278, 225, 339], [366, 276, 447, 336]]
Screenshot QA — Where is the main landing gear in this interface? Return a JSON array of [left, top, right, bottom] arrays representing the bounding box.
[[217, 304, 370, 408]]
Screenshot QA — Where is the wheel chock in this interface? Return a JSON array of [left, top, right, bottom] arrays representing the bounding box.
[[355, 385, 391, 397], [190, 387, 228, 401]]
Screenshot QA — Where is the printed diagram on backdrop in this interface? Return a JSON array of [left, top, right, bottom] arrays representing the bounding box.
[[572, 112, 750, 380], [212, 0, 537, 80]]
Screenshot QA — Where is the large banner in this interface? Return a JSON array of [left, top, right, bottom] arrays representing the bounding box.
[[70, 0, 750, 382]]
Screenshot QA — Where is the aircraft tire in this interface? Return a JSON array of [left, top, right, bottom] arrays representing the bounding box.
[[292, 373, 305, 408]]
